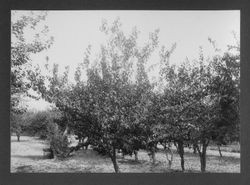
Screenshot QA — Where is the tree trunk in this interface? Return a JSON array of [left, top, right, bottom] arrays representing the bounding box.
[[193, 144, 197, 154], [51, 148, 57, 159], [110, 146, 120, 173], [198, 141, 208, 173], [122, 151, 125, 159], [17, 134, 20, 142], [200, 152, 206, 172], [151, 150, 156, 164], [85, 144, 89, 150], [164, 146, 173, 169], [134, 151, 139, 162], [218, 145, 222, 157], [16, 129, 21, 142], [177, 141, 185, 171]]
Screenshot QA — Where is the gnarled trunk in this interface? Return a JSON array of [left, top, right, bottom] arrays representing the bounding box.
[[200, 151, 206, 172], [110, 146, 120, 173], [177, 141, 185, 171], [196, 140, 209, 173]]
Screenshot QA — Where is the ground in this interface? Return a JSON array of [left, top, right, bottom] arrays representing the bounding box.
[[11, 136, 240, 173]]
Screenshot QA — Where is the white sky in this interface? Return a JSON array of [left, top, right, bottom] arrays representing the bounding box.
[[13, 10, 240, 111]]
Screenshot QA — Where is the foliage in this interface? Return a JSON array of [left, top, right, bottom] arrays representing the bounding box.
[[10, 11, 54, 143], [48, 125, 70, 159], [11, 12, 53, 110], [31, 18, 240, 173]]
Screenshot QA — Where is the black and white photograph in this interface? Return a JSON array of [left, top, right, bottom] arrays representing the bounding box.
[[10, 10, 240, 173]]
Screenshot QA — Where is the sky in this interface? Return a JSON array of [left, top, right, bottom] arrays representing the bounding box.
[[12, 10, 240, 111]]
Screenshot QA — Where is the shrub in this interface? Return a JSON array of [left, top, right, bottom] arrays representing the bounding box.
[[48, 124, 70, 159], [23, 111, 50, 139], [93, 144, 110, 156]]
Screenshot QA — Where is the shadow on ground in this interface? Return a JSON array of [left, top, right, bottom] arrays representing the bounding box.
[[16, 165, 33, 173], [118, 159, 144, 165], [12, 155, 45, 160]]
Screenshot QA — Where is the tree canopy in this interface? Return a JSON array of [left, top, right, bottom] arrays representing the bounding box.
[[13, 17, 240, 173]]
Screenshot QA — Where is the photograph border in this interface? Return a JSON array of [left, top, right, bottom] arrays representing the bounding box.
[[1, 0, 250, 185]]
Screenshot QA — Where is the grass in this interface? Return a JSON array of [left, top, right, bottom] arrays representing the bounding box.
[[11, 136, 240, 173], [208, 143, 240, 153]]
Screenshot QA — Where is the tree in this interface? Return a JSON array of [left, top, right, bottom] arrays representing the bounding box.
[[10, 113, 23, 141], [87, 19, 159, 171], [31, 17, 240, 173], [35, 18, 160, 172], [11, 11, 53, 140], [158, 45, 197, 171], [186, 41, 240, 172], [208, 39, 240, 157], [130, 26, 160, 165]]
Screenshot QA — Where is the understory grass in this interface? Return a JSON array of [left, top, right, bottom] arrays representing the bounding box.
[[11, 136, 240, 173]]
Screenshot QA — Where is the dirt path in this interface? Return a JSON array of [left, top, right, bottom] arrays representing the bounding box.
[[11, 136, 240, 173]]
